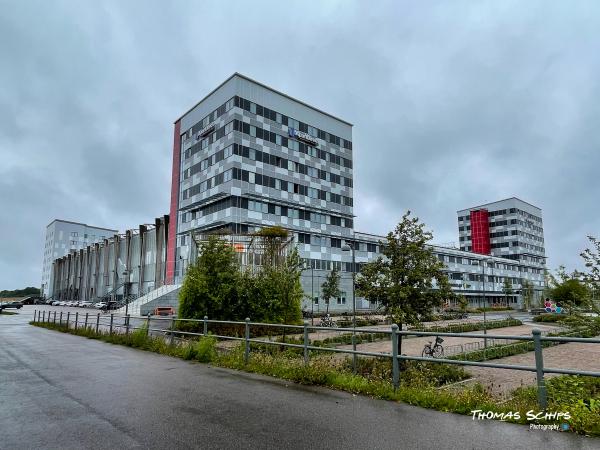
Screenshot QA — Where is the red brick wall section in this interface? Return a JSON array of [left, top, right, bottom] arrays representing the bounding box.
[[470, 209, 491, 255], [166, 121, 181, 284]]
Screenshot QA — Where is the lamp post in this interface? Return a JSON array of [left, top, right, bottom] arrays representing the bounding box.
[[342, 242, 356, 372], [123, 270, 130, 317], [303, 262, 315, 326], [480, 260, 488, 351]]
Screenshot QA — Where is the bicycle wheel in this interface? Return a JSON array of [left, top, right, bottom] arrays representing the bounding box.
[[433, 345, 444, 358], [422, 347, 431, 358]]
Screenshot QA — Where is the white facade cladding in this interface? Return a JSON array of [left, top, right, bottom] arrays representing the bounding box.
[[49, 217, 169, 302], [174, 74, 355, 300], [353, 232, 546, 309], [457, 197, 546, 267], [170, 75, 547, 312], [42, 220, 117, 298]]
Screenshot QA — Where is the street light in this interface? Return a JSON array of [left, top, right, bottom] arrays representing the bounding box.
[[302, 262, 315, 326], [342, 242, 357, 372], [480, 258, 494, 353], [123, 270, 130, 318]]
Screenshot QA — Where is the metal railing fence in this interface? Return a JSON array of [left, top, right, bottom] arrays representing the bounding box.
[[31, 309, 600, 409]]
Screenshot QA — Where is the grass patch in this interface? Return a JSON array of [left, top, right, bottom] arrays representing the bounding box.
[[0, 310, 18, 315]]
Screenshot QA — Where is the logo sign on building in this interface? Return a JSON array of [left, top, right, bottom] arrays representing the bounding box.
[[288, 127, 318, 146], [197, 123, 216, 139]]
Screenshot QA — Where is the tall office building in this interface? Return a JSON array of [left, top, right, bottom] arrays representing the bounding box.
[[457, 198, 546, 266], [168, 74, 354, 292], [42, 220, 117, 298]]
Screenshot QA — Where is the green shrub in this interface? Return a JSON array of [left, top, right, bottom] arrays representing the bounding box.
[[533, 313, 564, 323], [130, 324, 149, 349], [412, 318, 521, 334], [195, 335, 217, 363]]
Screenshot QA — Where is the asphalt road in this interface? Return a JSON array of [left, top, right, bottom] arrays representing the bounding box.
[[1, 308, 597, 450]]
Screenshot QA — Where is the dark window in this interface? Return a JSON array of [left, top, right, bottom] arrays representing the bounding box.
[[298, 233, 311, 244], [331, 238, 341, 248]]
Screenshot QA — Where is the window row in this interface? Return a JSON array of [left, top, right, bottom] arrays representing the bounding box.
[[184, 143, 354, 189], [458, 208, 542, 224], [233, 119, 353, 169], [184, 120, 233, 159], [186, 98, 235, 138], [234, 96, 352, 150], [183, 195, 352, 229], [230, 167, 353, 207]]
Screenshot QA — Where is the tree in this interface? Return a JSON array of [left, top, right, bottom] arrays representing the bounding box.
[[562, 236, 600, 333], [178, 229, 303, 326], [520, 279, 534, 310], [355, 211, 455, 354], [321, 267, 342, 314], [457, 295, 469, 312], [502, 278, 513, 306], [547, 266, 588, 314], [178, 235, 239, 320], [0, 287, 40, 298]]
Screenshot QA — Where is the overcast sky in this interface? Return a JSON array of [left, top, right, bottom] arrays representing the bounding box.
[[1, 1, 599, 290]]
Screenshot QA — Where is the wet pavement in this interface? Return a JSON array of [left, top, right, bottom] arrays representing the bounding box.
[[1, 306, 597, 449]]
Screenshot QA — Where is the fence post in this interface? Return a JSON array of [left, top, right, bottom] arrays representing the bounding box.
[[169, 316, 175, 344], [532, 329, 548, 409], [60, 311, 63, 326], [126, 315, 130, 334], [391, 324, 399, 389], [303, 321, 309, 365], [96, 313, 100, 334], [244, 318, 250, 364], [109, 314, 114, 335], [84, 313, 89, 330], [145, 314, 150, 336], [53, 311, 57, 324], [203, 315, 208, 336], [42, 311, 46, 323], [66, 312, 70, 329], [33, 309, 37, 322], [75, 312, 78, 330], [352, 330, 357, 374]]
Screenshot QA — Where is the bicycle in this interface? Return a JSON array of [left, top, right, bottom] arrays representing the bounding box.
[[422, 336, 444, 358], [319, 314, 337, 328]]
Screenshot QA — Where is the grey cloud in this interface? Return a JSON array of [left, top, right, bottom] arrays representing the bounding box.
[[1, 0, 599, 289]]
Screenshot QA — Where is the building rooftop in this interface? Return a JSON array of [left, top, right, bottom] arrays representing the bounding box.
[[175, 72, 353, 127], [46, 219, 118, 233], [456, 197, 542, 213]]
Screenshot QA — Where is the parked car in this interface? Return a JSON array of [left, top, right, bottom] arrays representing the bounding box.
[[153, 306, 175, 316], [58, 301, 67, 306], [45, 299, 54, 305], [1, 301, 23, 310], [80, 301, 93, 308], [94, 302, 107, 309], [52, 301, 61, 306]]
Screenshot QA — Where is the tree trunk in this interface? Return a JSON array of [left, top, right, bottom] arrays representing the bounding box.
[[326, 300, 329, 314]]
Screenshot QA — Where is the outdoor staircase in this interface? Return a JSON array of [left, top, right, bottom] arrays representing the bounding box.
[[116, 284, 181, 316]]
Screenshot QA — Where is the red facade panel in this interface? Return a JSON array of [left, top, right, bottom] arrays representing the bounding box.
[[166, 121, 181, 284], [470, 209, 491, 255]]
